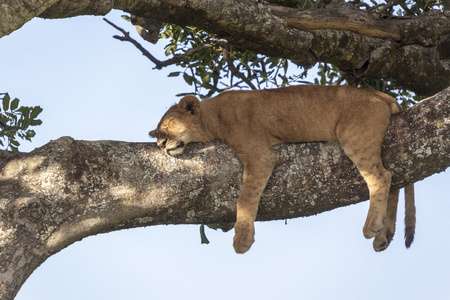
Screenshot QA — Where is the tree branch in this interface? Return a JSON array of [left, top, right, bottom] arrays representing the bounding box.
[[2, 0, 449, 95], [1, 87, 450, 299], [268, 5, 450, 47], [0, 0, 61, 37], [268, 5, 403, 41], [104, 18, 227, 70], [103, 18, 169, 68]]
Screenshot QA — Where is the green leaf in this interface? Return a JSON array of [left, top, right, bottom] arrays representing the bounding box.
[[168, 72, 181, 77], [10, 98, 19, 111], [202, 73, 211, 84], [17, 106, 29, 115], [30, 119, 42, 126], [200, 224, 210, 244], [2, 93, 10, 111], [2, 125, 20, 134], [121, 15, 131, 22], [165, 44, 177, 56], [175, 92, 196, 97], [183, 73, 193, 85], [21, 118, 31, 130], [206, 224, 220, 230], [0, 115, 6, 126], [30, 106, 43, 119]]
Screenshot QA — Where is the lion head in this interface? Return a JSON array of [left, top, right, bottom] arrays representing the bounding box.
[[149, 96, 207, 156]]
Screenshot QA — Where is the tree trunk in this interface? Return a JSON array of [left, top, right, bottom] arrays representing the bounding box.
[[1, 87, 449, 299], [1, 0, 449, 95]]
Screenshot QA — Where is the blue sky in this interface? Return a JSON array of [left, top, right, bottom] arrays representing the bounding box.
[[1, 10, 449, 300]]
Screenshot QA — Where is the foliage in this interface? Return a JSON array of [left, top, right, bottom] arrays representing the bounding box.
[[0, 93, 42, 151], [159, 25, 311, 98], [157, 24, 421, 107], [119, 6, 433, 107]]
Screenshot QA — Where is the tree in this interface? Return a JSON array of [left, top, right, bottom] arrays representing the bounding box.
[[0, 0, 449, 299]]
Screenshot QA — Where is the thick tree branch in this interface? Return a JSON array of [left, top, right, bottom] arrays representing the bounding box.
[[1, 87, 450, 299], [269, 5, 403, 41], [268, 5, 450, 47], [2, 0, 449, 95], [0, 0, 60, 37]]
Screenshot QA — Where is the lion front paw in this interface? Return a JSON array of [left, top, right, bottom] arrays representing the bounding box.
[[233, 222, 255, 254], [373, 228, 394, 252], [233, 233, 255, 254], [372, 215, 396, 252]]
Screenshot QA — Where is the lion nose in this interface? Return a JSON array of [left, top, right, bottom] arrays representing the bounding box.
[[157, 138, 167, 149]]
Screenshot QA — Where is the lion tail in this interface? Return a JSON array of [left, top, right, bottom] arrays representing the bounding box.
[[404, 184, 416, 248]]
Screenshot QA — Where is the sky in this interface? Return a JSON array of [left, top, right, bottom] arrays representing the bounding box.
[[1, 9, 449, 300]]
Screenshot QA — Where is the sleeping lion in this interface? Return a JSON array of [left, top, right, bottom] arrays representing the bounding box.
[[149, 85, 415, 253]]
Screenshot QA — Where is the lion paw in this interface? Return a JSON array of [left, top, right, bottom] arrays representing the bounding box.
[[233, 222, 255, 254], [373, 229, 394, 252], [363, 214, 384, 239], [372, 216, 396, 252], [233, 234, 254, 254]]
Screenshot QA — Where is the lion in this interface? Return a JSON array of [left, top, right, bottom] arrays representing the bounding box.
[[149, 85, 416, 253]]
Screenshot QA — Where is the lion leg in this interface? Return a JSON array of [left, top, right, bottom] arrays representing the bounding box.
[[339, 140, 391, 239], [233, 151, 277, 254], [337, 115, 392, 241], [373, 189, 399, 251], [355, 160, 392, 239]]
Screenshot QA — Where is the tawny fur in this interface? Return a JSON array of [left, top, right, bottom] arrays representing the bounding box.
[[149, 85, 415, 253]]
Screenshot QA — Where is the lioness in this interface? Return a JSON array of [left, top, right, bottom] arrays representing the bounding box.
[[149, 85, 415, 253]]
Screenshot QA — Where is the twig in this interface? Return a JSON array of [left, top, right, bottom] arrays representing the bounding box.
[[104, 18, 225, 70], [104, 18, 163, 67], [223, 49, 257, 90], [105, 17, 259, 92]]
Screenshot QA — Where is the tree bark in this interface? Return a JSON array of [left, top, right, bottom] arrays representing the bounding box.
[[1, 87, 450, 299], [267, 6, 450, 46], [1, 0, 449, 96]]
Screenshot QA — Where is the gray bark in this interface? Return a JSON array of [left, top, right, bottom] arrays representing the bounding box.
[[1, 87, 450, 299], [0, 0, 449, 95]]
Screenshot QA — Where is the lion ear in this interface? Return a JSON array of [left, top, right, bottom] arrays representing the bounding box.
[[178, 96, 200, 115], [149, 130, 157, 137]]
